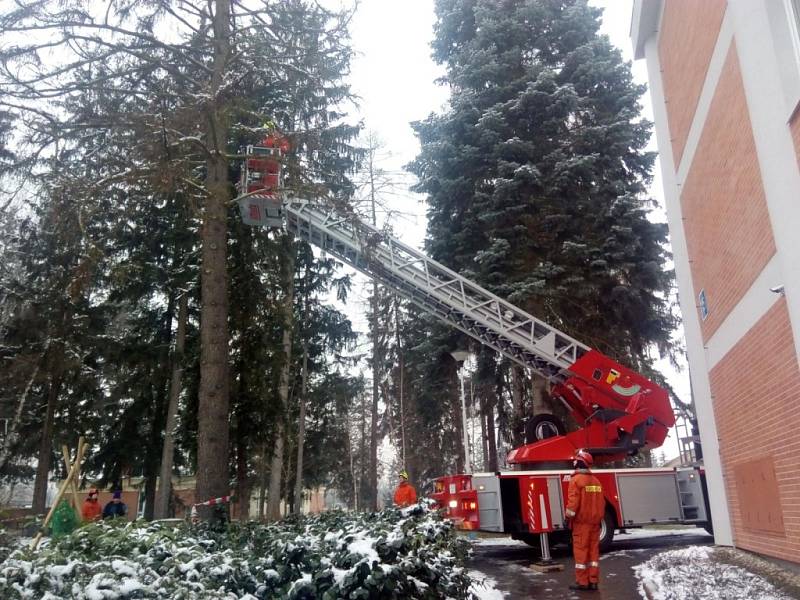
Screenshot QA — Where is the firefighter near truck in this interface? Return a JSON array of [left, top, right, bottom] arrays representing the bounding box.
[[237, 134, 712, 559]]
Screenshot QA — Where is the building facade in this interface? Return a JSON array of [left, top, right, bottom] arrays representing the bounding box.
[[632, 0, 800, 564]]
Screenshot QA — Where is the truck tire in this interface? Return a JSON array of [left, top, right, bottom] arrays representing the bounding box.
[[525, 414, 566, 444], [599, 508, 616, 552]]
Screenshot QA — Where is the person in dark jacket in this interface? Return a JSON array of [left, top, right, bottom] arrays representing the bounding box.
[[102, 489, 128, 519]]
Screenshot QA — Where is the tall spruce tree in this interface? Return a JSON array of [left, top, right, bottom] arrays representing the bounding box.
[[409, 0, 677, 455]]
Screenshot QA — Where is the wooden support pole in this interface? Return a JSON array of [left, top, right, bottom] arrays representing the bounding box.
[[30, 437, 87, 550], [62, 445, 81, 517]]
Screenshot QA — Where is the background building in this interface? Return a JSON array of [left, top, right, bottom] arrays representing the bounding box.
[[632, 0, 800, 564]]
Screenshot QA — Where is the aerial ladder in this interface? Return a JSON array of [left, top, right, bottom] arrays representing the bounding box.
[[237, 135, 675, 469]]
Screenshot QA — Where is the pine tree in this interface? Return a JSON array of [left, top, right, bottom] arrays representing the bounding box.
[[409, 0, 677, 456]]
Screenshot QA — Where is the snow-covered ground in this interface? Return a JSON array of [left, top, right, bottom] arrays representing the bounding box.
[[467, 570, 506, 599], [634, 545, 794, 600], [616, 526, 711, 541], [469, 525, 711, 547]]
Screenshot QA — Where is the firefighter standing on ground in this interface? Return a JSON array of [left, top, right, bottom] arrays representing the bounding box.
[[393, 469, 417, 507], [565, 449, 604, 592]]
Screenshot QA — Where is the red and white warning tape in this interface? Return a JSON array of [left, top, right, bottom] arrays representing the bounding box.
[[190, 495, 233, 523]]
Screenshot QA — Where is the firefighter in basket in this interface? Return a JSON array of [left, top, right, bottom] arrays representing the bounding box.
[[565, 449, 604, 592]]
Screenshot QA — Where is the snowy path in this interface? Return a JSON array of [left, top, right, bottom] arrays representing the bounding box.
[[466, 527, 715, 599], [467, 527, 800, 599]]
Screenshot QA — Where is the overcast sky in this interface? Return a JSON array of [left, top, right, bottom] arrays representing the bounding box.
[[339, 0, 687, 460]]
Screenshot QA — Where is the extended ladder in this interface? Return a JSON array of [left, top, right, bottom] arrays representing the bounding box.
[[283, 199, 589, 384]]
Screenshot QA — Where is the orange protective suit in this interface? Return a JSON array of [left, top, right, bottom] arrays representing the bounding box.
[[81, 497, 102, 522], [565, 469, 605, 587], [393, 481, 417, 507]]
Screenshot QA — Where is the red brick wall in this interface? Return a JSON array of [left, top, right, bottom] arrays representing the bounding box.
[[680, 43, 776, 341], [709, 300, 800, 562], [659, 0, 727, 168]]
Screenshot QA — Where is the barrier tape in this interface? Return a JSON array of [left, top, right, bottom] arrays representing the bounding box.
[[190, 495, 233, 523]]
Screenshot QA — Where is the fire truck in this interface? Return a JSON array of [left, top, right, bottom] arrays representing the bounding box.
[[238, 137, 712, 556]]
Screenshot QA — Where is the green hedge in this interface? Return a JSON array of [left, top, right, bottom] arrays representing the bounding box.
[[0, 503, 475, 599]]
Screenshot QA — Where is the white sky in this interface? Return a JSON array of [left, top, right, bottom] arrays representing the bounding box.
[[339, 0, 688, 461]]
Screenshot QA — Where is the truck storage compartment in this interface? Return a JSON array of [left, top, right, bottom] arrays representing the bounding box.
[[500, 477, 523, 533], [473, 474, 504, 532], [616, 471, 682, 525]]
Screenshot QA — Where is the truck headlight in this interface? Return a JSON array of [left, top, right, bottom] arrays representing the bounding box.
[[448, 500, 458, 508]]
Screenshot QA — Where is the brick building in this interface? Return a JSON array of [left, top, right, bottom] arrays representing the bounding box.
[[632, 0, 800, 563]]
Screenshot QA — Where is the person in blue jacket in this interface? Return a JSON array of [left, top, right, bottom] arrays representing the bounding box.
[[102, 489, 128, 519]]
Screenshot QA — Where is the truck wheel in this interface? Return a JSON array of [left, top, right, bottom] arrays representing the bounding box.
[[599, 508, 616, 553], [525, 414, 566, 444]]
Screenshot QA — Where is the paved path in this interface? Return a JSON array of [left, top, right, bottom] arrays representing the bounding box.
[[467, 528, 714, 599]]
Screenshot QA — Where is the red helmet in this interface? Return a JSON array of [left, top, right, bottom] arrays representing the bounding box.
[[574, 449, 593, 467]]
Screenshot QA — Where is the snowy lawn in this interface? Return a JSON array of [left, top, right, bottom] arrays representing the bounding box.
[[0, 502, 476, 599], [633, 545, 794, 600]]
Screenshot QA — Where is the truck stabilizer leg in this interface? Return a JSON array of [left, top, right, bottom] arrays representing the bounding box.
[[530, 532, 564, 573]]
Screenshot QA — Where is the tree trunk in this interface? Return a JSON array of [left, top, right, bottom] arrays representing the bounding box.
[[155, 294, 188, 519], [359, 390, 368, 509], [195, 0, 232, 520], [393, 298, 406, 467], [369, 343, 379, 511], [479, 389, 488, 469], [292, 345, 308, 514], [258, 442, 268, 520], [292, 257, 312, 515], [32, 373, 63, 514], [266, 237, 294, 522], [236, 434, 251, 520], [367, 161, 381, 511], [0, 339, 49, 474], [452, 368, 464, 474], [485, 393, 498, 472], [345, 409, 358, 510], [144, 295, 176, 520], [531, 374, 548, 414], [510, 366, 526, 448]]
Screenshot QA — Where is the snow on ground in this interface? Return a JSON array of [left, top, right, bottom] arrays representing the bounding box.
[[633, 545, 793, 600], [470, 536, 529, 547], [468, 569, 507, 599], [617, 526, 711, 541], [470, 526, 709, 548]]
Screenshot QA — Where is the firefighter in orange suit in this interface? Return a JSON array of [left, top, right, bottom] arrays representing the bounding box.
[[565, 449, 605, 592], [393, 469, 417, 507]]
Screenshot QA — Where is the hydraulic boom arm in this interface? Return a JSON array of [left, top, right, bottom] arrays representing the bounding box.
[[238, 140, 675, 466]]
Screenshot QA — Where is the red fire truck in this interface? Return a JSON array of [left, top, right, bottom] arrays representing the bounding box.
[[238, 141, 712, 555], [432, 464, 710, 553], [429, 344, 713, 553]]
